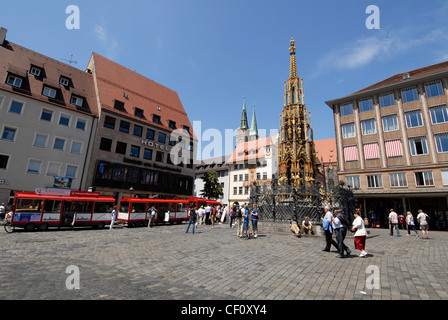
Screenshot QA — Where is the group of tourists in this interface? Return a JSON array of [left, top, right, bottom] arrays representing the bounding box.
[[185, 204, 229, 234], [388, 208, 430, 239]]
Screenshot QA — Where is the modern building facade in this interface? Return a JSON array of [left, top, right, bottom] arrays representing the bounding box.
[[326, 61, 448, 230], [0, 29, 98, 204], [85, 53, 196, 200]]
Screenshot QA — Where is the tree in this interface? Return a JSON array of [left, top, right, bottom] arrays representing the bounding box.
[[200, 171, 223, 200]]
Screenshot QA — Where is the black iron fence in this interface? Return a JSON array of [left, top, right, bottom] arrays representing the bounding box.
[[249, 180, 356, 223]]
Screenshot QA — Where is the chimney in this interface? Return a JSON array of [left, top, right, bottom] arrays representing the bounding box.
[[0, 28, 7, 45]]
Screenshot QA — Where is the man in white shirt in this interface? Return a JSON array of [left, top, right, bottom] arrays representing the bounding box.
[[417, 209, 430, 239], [321, 206, 338, 252], [197, 206, 205, 226], [389, 208, 400, 237]]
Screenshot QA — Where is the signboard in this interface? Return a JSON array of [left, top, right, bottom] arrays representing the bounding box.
[[35, 188, 71, 196], [53, 176, 72, 188]]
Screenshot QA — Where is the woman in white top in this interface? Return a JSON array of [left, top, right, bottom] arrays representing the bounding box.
[[406, 211, 419, 237], [351, 211, 368, 258]]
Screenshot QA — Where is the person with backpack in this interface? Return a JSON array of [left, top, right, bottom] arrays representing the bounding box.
[[417, 209, 430, 239], [186, 205, 197, 234]]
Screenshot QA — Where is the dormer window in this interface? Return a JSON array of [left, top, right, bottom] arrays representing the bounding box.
[[6, 75, 22, 88], [30, 66, 41, 77], [114, 99, 125, 111], [59, 76, 70, 87], [134, 107, 144, 118], [70, 95, 84, 107], [168, 120, 176, 129], [153, 114, 161, 124], [183, 125, 190, 133], [42, 86, 57, 98]]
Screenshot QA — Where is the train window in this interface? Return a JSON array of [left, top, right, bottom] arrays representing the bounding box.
[[119, 202, 129, 213], [43, 200, 62, 213], [94, 202, 113, 213], [16, 199, 43, 212], [131, 202, 146, 213]]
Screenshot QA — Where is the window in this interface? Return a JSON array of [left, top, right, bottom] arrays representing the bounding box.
[[385, 139, 403, 158], [405, 110, 423, 128], [239, 187, 243, 195], [143, 148, 153, 160], [263, 172, 268, 180], [415, 171, 434, 186], [71, 96, 84, 107], [233, 187, 237, 195], [42, 86, 57, 98], [99, 138, 113, 152], [59, 114, 71, 126], [146, 129, 155, 140], [6, 75, 22, 87], [70, 141, 82, 154], [380, 93, 395, 108], [104, 116, 116, 129], [244, 174, 249, 181], [155, 151, 164, 163], [340, 103, 353, 116], [257, 172, 261, 180], [382, 115, 399, 132], [133, 125, 143, 137], [363, 143, 379, 160], [343, 145, 358, 162], [425, 82, 444, 98], [244, 186, 249, 195], [409, 137, 428, 156], [119, 120, 130, 133], [168, 120, 176, 129], [359, 99, 373, 112], [233, 175, 237, 182], [115, 141, 127, 154], [401, 88, 419, 103], [435, 134, 448, 153], [59, 77, 70, 86], [2, 127, 16, 141], [46, 162, 60, 176], [239, 174, 243, 181], [0, 155, 9, 169], [342, 123, 355, 139], [30, 66, 41, 76], [390, 173, 407, 187], [53, 138, 66, 151], [361, 119, 376, 135], [9, 101, 23, 115], [33, 134, 47, 148], [183, 125, 190, 133], [367, 174, 383, 188], [134, 108, 144, 118], [153, 114, 161, 124], [130, 145, 140, 157], [41, 109, 53, 122], [158, 132, 166, 144], [114, 100, 125, 111], [27, 160, 42, 174], [441, 170, 448, 186], [76, 119, 87, 131], [430, 105, 448, 124], [66, 165, 77, 178], [346, 176, 360, 189]]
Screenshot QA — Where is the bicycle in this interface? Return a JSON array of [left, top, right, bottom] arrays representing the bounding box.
[[3, 213, 15, 233]]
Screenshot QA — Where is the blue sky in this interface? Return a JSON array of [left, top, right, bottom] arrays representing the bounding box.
[[2, 0, 448, 159]]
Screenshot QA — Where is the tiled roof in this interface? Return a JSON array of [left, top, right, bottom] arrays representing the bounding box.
[[90, 53, 194, 138], [314, 138, 337, 164], [0, 41, 98, 116], [227, 136, 276, 163]]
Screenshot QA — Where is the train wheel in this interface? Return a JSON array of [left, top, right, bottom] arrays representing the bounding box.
[[38, 223, 48, 232], [24, 223, 35, 232]]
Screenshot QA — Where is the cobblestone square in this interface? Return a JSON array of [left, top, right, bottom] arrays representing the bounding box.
[[1, 222, 447, 303]]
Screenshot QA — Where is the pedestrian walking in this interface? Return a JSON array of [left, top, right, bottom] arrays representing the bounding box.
[[186, 205, 197, 234], [406, 211, 419, 237], [236, 202, 243, 238], [417, 209, 430, 239], [242, 204, 250, 239], [148, 206, 157, 228], [332, 209, 352, 258], [220, 204, 228, 224], [197, 205, 205, 226], [388, 208, 400, 237], [251, 204, 259, 238], [321, 206, 338, 252], [109, 205, 117, 230], [351, 211, 368, 258], [205, 204, 211, 225], [398, 213, 405, 229]]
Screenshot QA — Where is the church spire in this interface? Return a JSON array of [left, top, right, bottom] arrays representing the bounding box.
[[239, 98, 249, 130], [289, 37, 298, 79], [249, 106, 258, 139]]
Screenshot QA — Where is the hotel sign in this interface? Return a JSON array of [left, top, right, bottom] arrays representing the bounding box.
[[141, 139, 171, 152]]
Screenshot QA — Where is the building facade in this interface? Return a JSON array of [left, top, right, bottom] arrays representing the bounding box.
[[194, 156, 230, 206], [326, 61, 448, 230], [84, 53, 196, 200], [0, 29, 98, 204]]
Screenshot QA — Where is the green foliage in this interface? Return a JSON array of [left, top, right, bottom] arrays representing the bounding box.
[[200, 171, 223, 200]]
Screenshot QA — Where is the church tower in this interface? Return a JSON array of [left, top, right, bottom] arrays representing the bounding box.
[[236, 98, 259, 144], [278, 38, 317, 187]]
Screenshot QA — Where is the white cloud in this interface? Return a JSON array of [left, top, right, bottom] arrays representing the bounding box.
[[94, 24, 119, 60]]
